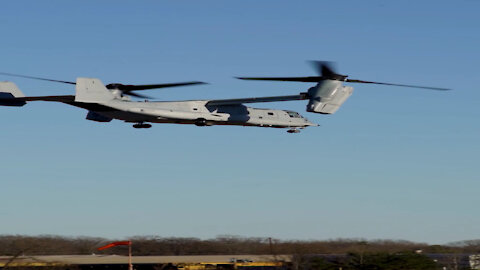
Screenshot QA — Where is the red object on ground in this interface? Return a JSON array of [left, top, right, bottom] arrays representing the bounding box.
[[97, 241, 132, 250]]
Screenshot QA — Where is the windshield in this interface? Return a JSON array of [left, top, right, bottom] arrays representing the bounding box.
[[287, 111, 302, 118]]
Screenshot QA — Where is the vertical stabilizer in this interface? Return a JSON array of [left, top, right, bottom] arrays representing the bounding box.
[[0, 82, 26, 106], [75, 78, 114, 103]]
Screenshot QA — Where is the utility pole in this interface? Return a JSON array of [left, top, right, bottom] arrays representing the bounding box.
[[128, 242, 133, 270], [268, 237, 277, 262]]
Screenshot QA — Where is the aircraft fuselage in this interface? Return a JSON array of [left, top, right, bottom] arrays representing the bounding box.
[[81, 99, 316, 129]]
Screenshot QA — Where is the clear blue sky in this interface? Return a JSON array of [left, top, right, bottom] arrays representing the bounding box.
[[1, 0, 479, 245]]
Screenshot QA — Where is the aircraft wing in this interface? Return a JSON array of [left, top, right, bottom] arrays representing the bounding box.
[[0, 95, 75, 103], [17, 95, 75, 102], [206, 93, 308, 106]]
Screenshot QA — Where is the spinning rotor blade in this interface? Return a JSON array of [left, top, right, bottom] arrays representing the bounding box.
[[310, 61, 338, 78], [0, 72, 208, 99], [237, 60, 449, 90], [123, 91, 152, 99], [236, 76, 324, 82], [105, 81, 207, 99], [105, 81, 207, 91], [238, 61, 346, 82], [0, 72, 76, 85], [345, 79, 450, 91]]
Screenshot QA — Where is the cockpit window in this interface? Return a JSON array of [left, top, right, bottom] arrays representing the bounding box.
[[287, 111, 302, 118]]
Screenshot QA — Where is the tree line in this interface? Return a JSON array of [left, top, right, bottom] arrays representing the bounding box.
[[0, 235, 479, 256]]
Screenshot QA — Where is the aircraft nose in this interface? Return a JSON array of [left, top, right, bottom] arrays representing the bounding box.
[[304, 118, 319, 126]]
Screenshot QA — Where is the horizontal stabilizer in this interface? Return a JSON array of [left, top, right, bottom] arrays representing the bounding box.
[[0, 95, 75, 102], [21, 95, 75, 102]]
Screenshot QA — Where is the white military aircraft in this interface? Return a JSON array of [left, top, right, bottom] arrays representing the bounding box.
[[0, 62, 448, 133]]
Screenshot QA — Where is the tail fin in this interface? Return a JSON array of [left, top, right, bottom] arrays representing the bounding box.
[[75, 78, 115, 103], [0, 82, 26, 106]]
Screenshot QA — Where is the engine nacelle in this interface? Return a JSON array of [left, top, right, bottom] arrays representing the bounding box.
[[306, 80, 353, 114], [86, 111, 112, 122]]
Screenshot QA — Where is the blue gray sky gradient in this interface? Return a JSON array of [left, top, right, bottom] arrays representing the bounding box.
[[1, 1, 479, 244]]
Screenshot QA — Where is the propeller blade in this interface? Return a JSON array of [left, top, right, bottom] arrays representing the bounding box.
[[310, 61, 348, 80], [345, 79, 451, 91], [0, 72, 76, 85], [236, 76, 324, 82], [237, 61, 346, 82], [238, 61, 449, 90], [124, 91, 152, 99], [310, 61, 337, 77], [0, 72, 209, 99], [106, 81, 207, 91]]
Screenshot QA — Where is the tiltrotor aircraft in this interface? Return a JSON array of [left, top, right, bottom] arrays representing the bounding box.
[[0, 62, 448, 133]]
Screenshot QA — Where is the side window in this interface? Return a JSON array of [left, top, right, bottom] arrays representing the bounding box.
[[268, 112, 274, 116]]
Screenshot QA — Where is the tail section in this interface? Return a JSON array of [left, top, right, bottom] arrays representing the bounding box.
[[75, 78, 115, 103], [0, 82, 26, 106]]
